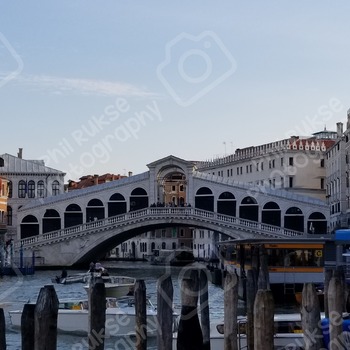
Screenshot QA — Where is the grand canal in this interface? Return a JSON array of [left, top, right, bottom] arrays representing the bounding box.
[[0, 261, 227, 349]]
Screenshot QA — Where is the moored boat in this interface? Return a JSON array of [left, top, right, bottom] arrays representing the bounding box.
[[9, 296, 178, 337], [174, 312, 350, 350], [173, 313, 304, 350], [83, 275, 136, 298]]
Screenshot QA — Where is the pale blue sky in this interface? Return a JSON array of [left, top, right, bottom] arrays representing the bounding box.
[[1, 2, 350, 180]]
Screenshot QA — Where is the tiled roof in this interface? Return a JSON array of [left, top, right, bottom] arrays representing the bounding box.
[[0, 153, 65, 175]]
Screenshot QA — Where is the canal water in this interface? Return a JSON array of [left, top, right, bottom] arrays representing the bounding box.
[[0, 261, 228, 349]]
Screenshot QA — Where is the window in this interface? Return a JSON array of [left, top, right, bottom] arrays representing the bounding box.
[[7, 181, 12, 198], [52, 180, 60, 196], [289, 177, 293, 188], [7, 206, 12, 226], [320, 159, 325, 167], [289, 157, 294, 166], [321, 178, 325, 189], [37, 181, 45, 198], [27, 180, 35, 198], [281, 158, 284, 167], [18, 180, 26, 198]]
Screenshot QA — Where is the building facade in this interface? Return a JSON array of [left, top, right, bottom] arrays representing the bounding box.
[[0, 149, 65, 241], [196, 129, 338, 201]]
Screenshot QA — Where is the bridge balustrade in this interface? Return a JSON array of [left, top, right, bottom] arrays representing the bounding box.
[[15, 207, 306, 251]]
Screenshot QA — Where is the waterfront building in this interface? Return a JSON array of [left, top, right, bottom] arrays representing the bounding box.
[[326, 113, 350, 232], [0, 175, 8, 243], [0, 148, 65, 241], [196, 128, 338, 201]]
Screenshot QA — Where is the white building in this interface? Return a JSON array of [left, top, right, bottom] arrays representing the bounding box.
[[0, 149, 65, 241], [326, 115, 350, 231]]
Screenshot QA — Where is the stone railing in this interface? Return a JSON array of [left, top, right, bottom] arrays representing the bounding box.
[[15, 207, 306, 251]]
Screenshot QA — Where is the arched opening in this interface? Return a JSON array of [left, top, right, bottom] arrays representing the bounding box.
[[239, 196, 258, 221], [64, 204, 83, 228], [43, 209, 61, 233], [217, 191, 236, 216], [308, 212, 327, 234], [86, 199, 105, 221], [285, 207, 304, 233], [108, 193, 127, 216], [195, 187, 214, 212], [262, 201, 281, 227], [130, 188, 148, 211], [20, 215, 39, 239]]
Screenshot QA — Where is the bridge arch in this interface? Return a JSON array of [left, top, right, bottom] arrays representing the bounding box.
[[239, 196, 258, 221], [217, 191, 236, 216], [86, 198, 105, 221], [43, 209, 61, 233], [130, 188, 148, 211], [307, 212, 327, 234], [262, 201, 281, 227], [285, 206, 304, 232], [65, 204, 83, 228], [195, 187, 214, 211], [108, 193, 127, 216], [20, 215, 39, 239]]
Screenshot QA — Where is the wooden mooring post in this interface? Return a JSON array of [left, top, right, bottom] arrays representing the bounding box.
[[88, 279, 106, 350], [224, 271, 238, 350], [0, 308, 6, 350], [176, 268, 202, 350], [135, 279, 147, 350], [301, 283, 323, 350], [21, 303, 35, 350], [199, 268, 210, 350], [34, 285, 59, 350], [328, 271, 345, 350], [157, 274, 174, 350], [254, 289, 274, 350]]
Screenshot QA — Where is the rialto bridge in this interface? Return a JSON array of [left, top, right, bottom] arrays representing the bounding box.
[[14, 156, 329, 266]]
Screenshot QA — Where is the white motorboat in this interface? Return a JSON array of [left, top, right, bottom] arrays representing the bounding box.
[[83, 275, 136, 298], [173, 313, 304, 350], [9, 296, 178, 337], [173, 312, 350, 350]]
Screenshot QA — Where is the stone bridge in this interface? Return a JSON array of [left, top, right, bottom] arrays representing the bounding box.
[[14, 155, 329, 266]]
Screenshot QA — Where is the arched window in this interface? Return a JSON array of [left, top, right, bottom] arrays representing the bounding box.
[[6, 206, 12, 226], [52, 180, 60, 196], [0, 158, 4, 167], [161, 242, 166, 249], [7, 181, 12, 198], [18, 180, 26, 198], [28, 180, 35, 198], [37, 180, 45, 198]]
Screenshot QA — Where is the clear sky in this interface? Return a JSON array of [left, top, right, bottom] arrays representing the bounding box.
[[1, 1, 350, 180]]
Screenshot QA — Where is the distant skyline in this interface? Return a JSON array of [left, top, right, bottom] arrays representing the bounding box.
[[1, 2, 350, 180]]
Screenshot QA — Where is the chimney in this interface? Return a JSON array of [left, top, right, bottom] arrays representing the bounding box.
[[128, 171, 133, 177], [17, 148, 23, 159], [94, 174, 99, 185], [337, 122, 343, 137]]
